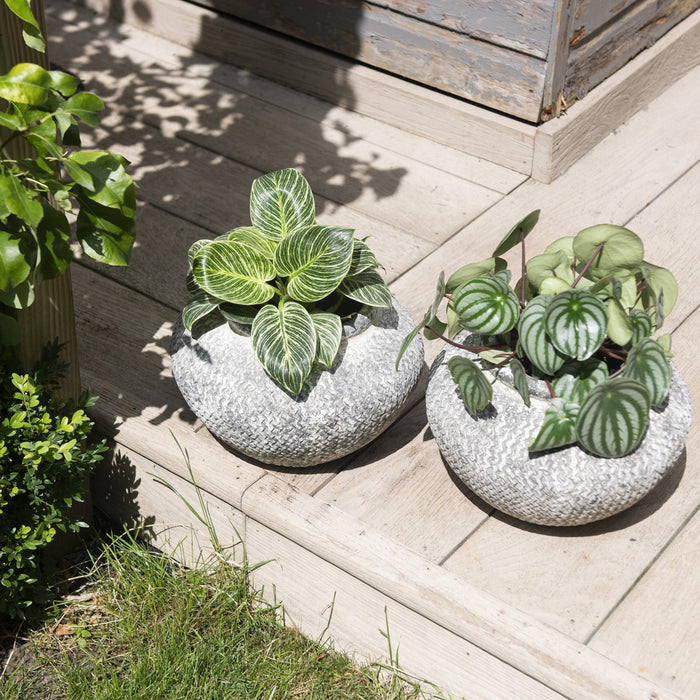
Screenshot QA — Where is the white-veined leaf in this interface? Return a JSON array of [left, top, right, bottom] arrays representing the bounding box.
[[339, 269, 392, 308], [529, 398, 580, 452], [311, 312, 342, 369], [249, 168, 315, 240], [543, 288, 607, 360], [193, 240, 276, 305], [447, 356, 493, 414], [453, 275, 519, 335], [251, 300, 317, 395], [576, 377, 651, 457], [517, 296, 566, 375], [627, 309, 653, 347], [275, 225, 353, 303], [552, 358, 608, 405], [348, 238, 381, 275], [227, 226, 278, 258], [622, 337, 672, 407]]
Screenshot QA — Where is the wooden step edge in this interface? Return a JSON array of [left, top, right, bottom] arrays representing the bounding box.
[[240, 473, 684, 700], [533, 10, 700, 183]]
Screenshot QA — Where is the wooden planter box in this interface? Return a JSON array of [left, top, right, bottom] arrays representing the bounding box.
[[190, 0, 699, 123]]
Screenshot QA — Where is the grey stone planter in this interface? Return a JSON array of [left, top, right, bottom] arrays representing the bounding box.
[[426, 337, 692, 527], [171, 299, 424, 467]]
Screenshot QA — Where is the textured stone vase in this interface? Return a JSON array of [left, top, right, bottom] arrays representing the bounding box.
[[171, 299, 424, 467], [426, 338, 692, 527]]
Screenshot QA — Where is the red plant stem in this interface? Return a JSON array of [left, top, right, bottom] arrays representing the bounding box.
[[544, 377, 556, 398], [572, 242, 605, 287], [520, 230, 527, 307]]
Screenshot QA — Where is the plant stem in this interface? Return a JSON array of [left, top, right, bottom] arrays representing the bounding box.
[[425, 324, 510, 353], [520, 229, 527, 307], [572, 242, 604, 287]]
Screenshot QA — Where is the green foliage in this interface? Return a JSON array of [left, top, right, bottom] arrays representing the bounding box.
[[0, 3, 136, 343], [403, 213, 677, 458], [184, 168, 392, 394], [0, 346, 106, 619]]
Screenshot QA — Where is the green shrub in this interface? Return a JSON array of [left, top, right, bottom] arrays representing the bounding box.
[[0, 347, 106, 619]]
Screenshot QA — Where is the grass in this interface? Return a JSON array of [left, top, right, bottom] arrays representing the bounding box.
[[0, 531, 448, 699]]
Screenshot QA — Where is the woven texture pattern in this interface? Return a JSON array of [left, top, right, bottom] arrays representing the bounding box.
[[426, 341, 692, 527], [171, 300, 423, 467]]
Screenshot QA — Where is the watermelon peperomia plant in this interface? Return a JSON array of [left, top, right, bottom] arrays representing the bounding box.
[[398, 210, 678, 458], [183, 168, 392, 395]]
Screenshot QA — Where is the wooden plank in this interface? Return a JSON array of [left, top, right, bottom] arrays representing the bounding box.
[[64, 0, 537, 172], [93, 443, 247, 567], [316, 400, 492, 563], [588, 496, 700, 698], [565, 0, 700, 104], [242, 475, 681, 699], [245, 517, 566, 700], [533, 12, 700, 182]]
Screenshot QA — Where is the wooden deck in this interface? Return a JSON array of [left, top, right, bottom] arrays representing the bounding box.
[[48, 2, 699, 698]]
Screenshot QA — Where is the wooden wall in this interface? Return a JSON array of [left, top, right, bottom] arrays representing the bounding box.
[[189, 0, 698, 123]]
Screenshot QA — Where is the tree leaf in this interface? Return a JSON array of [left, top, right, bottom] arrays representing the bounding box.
[[453, 275, 519, 334], [311, 312, 342, 369], [275, 225, 353, 303], [518, 296, 567, 375], [576, 377, 651, 458], [622, 337, 672, 407], [529, 398, 580, 452], [192, 240, 276, 305], [543, 288, 607, 361], [3, 0, 46, 52], [61, 92, 104, 127], [0, 311, 21, 346], [447, 355, 493, 414], [249, 168, 315, 240], [252, 300, 317, 394], [338, 269, 392, 308], [34, 205, 72, 281], [552, 358, 608, 405], [0, 227, 33, 289], [0, 169, 43, 229], [0, 63, 54, 104], [491, 209, 540, 258]]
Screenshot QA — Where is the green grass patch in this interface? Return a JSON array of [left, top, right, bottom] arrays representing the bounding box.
[[1, 532, 446, 699]]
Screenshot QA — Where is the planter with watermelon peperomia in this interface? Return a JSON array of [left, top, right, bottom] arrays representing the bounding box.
[[399, 211, 691, 526], [171, 168, 423, 467]]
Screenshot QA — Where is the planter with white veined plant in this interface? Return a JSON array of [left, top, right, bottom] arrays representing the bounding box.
[[398, 210, 692, 526], [171, 168, 423, 467]]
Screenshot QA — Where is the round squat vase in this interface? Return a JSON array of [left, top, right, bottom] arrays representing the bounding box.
[[426, 337, 692, 527], [171, 299, 424, 467]]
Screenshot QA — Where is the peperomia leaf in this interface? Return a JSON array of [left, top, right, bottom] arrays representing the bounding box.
[[252, 300, 317, 394], [576, 377, 651, 458], [529, 398, 580, 452], [447, 356, 493, 414], [509, 357, 530, 406], [445, 256, 505, 294], [338, 269, 392, 308], [552, 358, 608, 405], [517, 296, 566, 375], [275, 225, 353, 303], [311, 312, 342, 369], [453, 275, 519, 335], [638, 262, 678, 328], [193, 240, 276, 305], [526, 250, 574, 290], [491, 209, 540, 258], [573, 224, 644, 278], [627, 309, 653, 347], [543, 288, 607, 361], [606, 296, 633, 347], [249, 168, 315, 240], [622, 337, 672, 407]]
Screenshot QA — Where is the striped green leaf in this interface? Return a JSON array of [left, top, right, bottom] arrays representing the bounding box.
[[226, 226, 278, 258], [348, 238, 381, 275], [573, 224, 644, 278], [252, 300, 317, 395], [576, 377, 651, 458], [339, 269, 392, 308], [627, 309, 653, 347], [622, 337, 672, 407], [543, 288, 607, 360], [552, 358, 608, 405], [447, 356, 493, 414], [491, 209, 540, 258], [397, 271, 445, 368], [510, 357, 530, 407], [192, 240, 276, 306], [311, 312, 342, 369], [453, 275, 520, 335], [446, 256, 506, 294], [529, 398, 580, 452], [517, 296, 566, 375], [182, 289, 220, 330], [249, 168, 315, 240], [275, 225, 353, 303]]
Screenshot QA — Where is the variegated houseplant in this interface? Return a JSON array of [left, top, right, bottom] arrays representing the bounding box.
[[399, 210, 678, 459], [183, 168, 392, 395]]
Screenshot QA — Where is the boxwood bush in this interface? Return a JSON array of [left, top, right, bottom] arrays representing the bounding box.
[[0, 345, 106, 619]]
